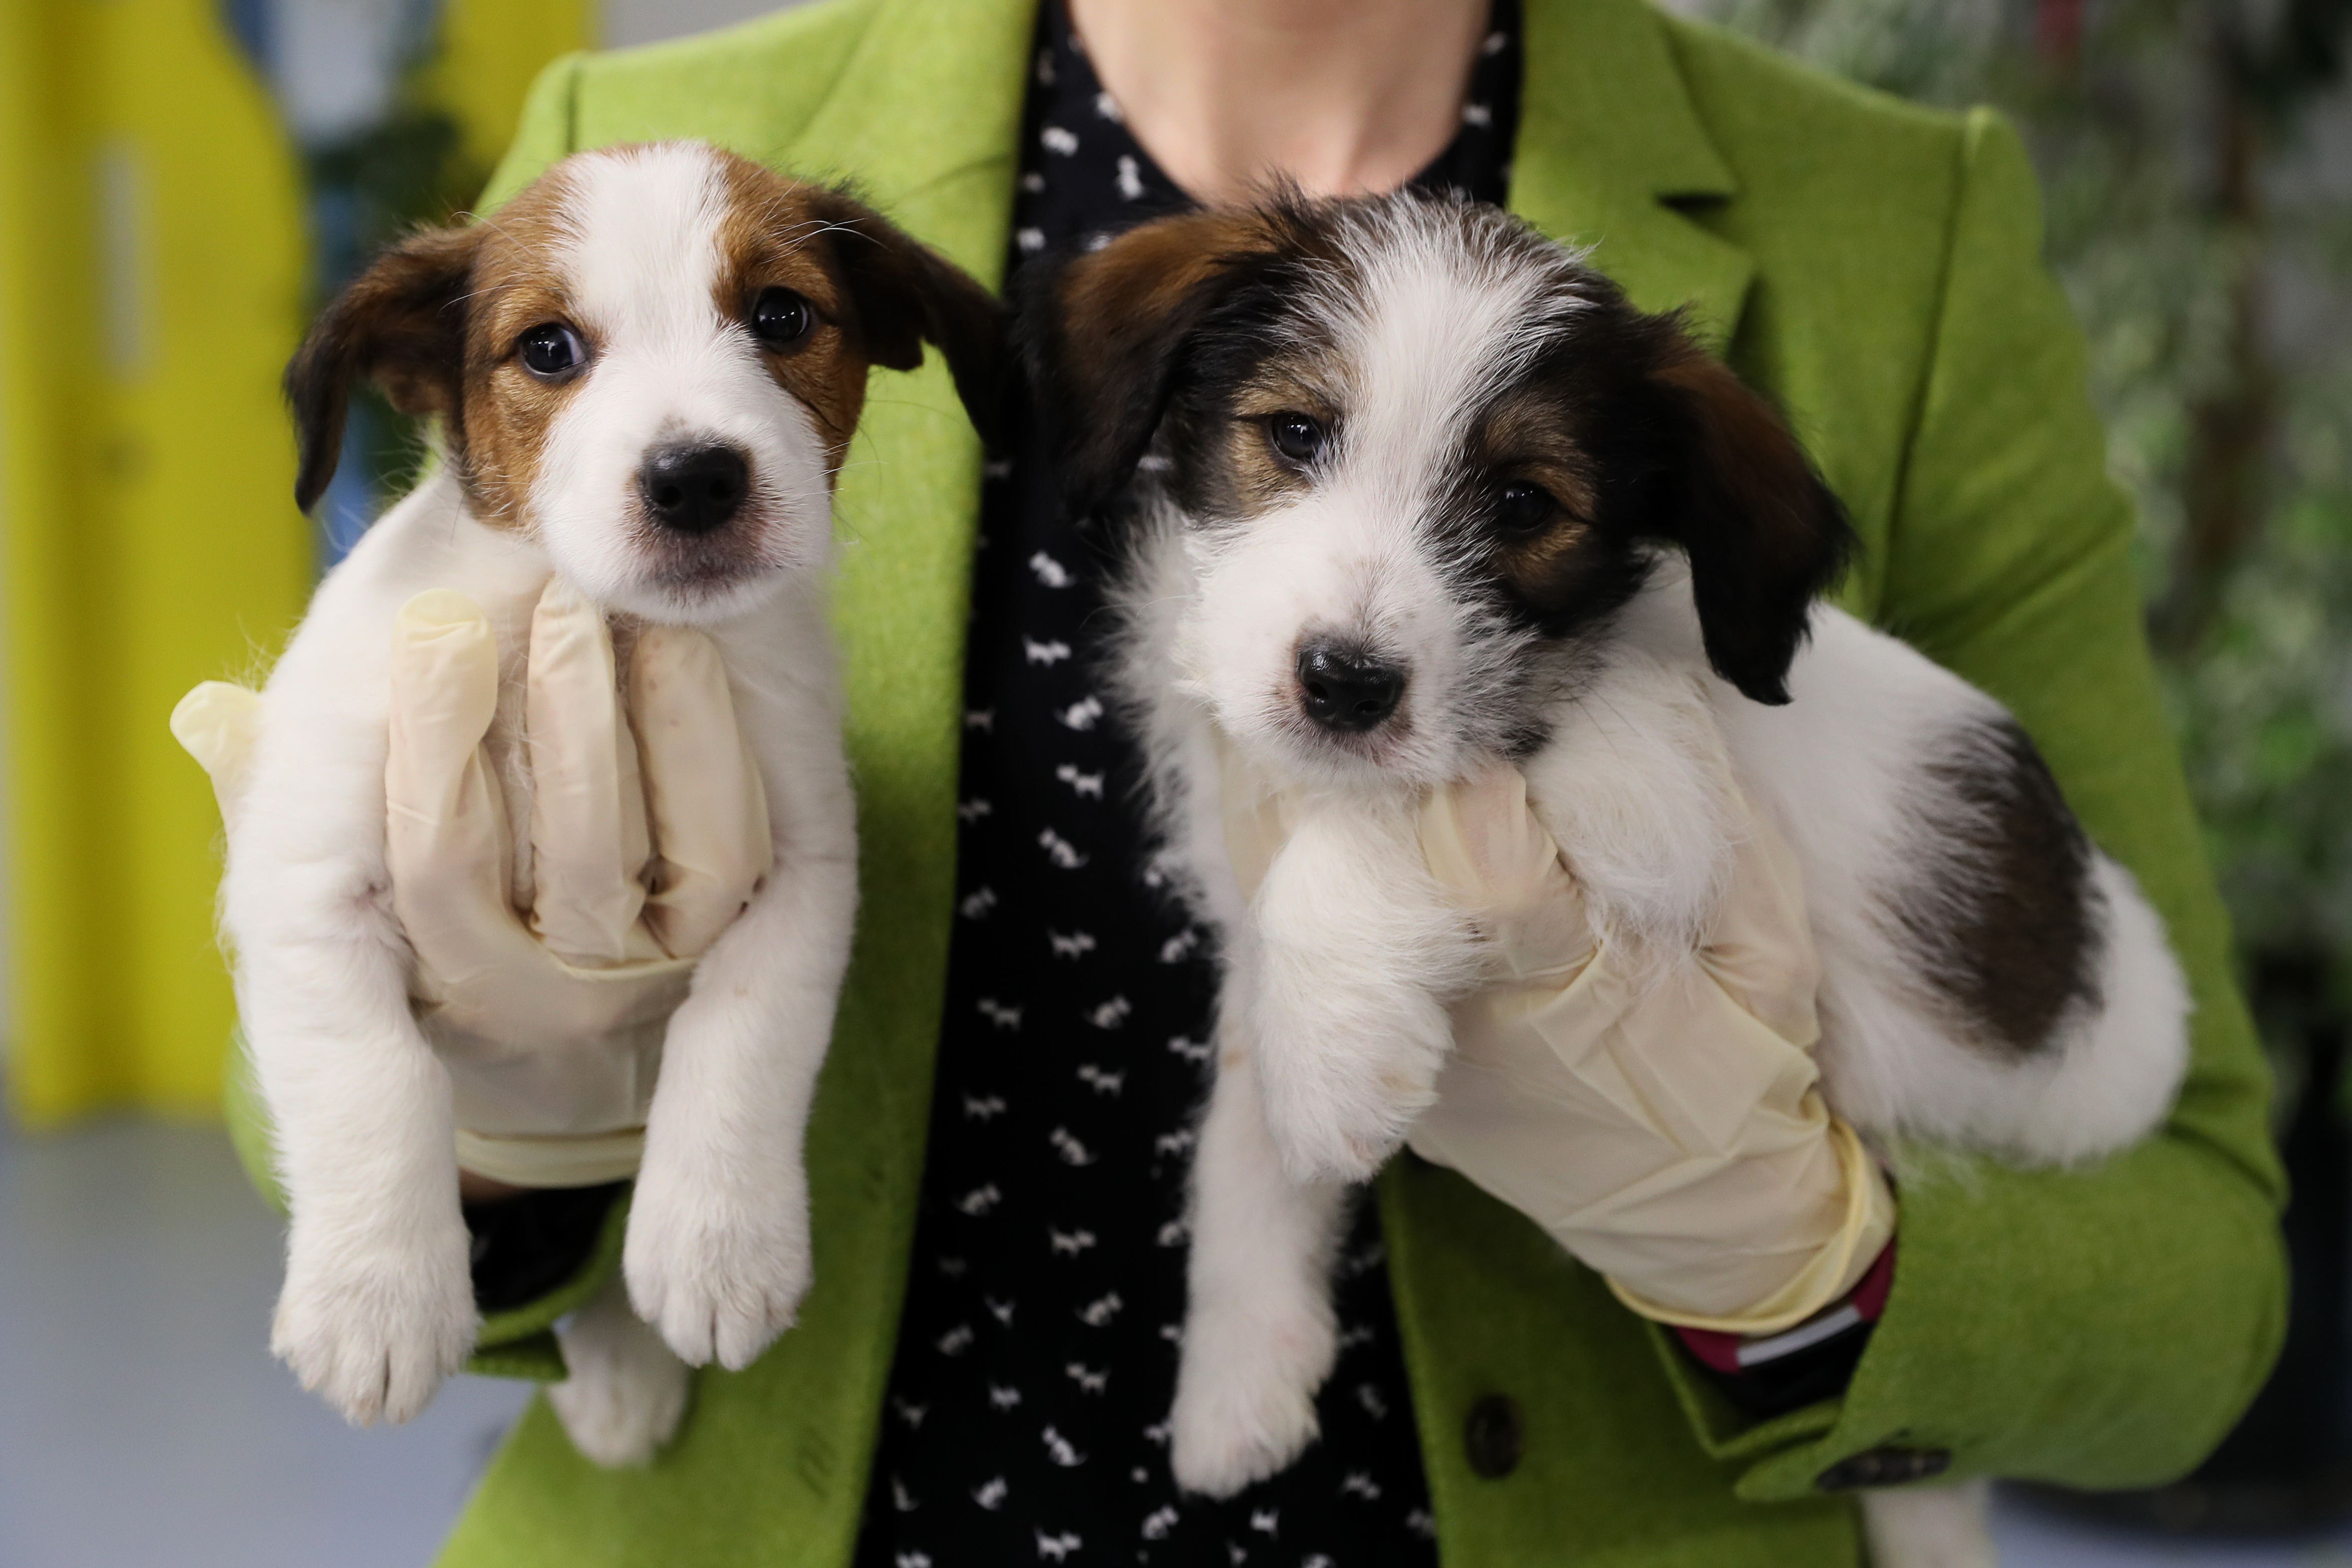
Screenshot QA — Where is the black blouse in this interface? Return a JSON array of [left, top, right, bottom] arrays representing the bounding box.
[[851, 7, 1522, 1566]]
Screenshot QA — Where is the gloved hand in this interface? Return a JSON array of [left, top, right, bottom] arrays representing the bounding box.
[[1224, 759, 1893, 1337], [1406, 764, 1894, 1332], [173, 577, 772, 1187]]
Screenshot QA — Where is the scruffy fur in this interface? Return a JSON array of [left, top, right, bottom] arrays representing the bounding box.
[[1022, 192, 2191, 1557], [224, 143, 1000, 1459]]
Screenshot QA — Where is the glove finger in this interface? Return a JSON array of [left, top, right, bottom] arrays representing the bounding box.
[[1216, 731, 1304, 906], [1419, 765, 1560, 903], [526, 578, 658, 967], [385, 592, 523, 997], [1419, 764, 1592, 978], [631, 624, 772, 959], [1698, 796, 1822, 1046], [171, 681, 264, 827]]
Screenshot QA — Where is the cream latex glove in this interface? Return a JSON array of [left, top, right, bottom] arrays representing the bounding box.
[[1226, 759, 1894, 1337], [174, 579, 771, 1186]]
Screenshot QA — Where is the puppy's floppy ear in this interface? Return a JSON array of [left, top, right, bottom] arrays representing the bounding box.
[[806, 188, 1013, 451], [284, 223, 484, 514], [1017, 207, 1281, 520], [1644, 338, 1855, 706]]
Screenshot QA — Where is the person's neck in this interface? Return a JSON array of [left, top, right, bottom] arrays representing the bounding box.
[[1065, 0, 1491, 206]]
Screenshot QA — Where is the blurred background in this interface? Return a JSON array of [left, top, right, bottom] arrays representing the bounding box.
[[2, 0, 2347, 1562]]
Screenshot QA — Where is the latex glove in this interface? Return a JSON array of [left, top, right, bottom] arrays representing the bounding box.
[[1224, 758, 1894, 1337], [174, 579, 772, 1183]]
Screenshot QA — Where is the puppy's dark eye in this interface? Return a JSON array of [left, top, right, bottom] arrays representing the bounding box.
[[1267, 412, 1329, 466], [1495, 482, 1558, 535], [518, 324, 586, 379], [751, 287, 814, 346]]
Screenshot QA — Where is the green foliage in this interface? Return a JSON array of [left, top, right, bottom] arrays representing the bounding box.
[[1688, 0, 2352, 1033], [2175, 466, 2352, 1030], [307, 102, 476, 271]]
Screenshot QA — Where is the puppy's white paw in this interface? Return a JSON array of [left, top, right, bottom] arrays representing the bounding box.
[[623, 1170, 809, 1371], [271, 1219, 477, 1426], [1245, 803, 1473, 1184], [550, 1280, 693, 1467], [1168, 1291, 1338, 1497]]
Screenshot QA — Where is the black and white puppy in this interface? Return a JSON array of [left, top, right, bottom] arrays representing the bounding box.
[[1021, 193, 2190, 1561]]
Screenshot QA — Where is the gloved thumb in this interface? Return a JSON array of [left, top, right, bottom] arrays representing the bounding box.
[[1418, 764, 1594, 982], [171, 681, 264, 826]]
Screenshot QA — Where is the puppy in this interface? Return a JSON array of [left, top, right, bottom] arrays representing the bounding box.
[[221, 143, 1000, 1462], [1022, 192, 2189, 1563]]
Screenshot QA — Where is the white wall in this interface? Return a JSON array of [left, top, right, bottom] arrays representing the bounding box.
[[601, 0, 806, 49]]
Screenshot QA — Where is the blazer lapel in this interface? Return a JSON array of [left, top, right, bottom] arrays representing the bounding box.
[[782, 0, 1036, 284], [1510, 0, 1754, 352], [780, 0, 1036, 1240]]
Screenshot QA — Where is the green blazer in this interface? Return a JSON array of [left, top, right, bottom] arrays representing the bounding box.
[[390, 0, 2288, 1560]]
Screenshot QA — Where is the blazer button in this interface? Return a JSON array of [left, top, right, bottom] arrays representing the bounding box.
[[1814, 1445, 1953, 1492], [1463, 1394, 1523, 1478]]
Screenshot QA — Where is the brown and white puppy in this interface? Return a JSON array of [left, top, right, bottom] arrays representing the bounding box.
[[222, 143, 1001, 1462], [1022, 192, 2189, 1563]]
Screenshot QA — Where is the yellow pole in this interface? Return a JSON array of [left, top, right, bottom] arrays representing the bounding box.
[[1, 0, 311, 1123], [428, 0, 596, 184], [1, 0, 107, 1118], [1, 0, 591, 1125]]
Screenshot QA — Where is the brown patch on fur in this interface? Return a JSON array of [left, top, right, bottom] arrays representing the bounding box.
[[283, 143, 1008, 525], [282, 160, 592, 527], [1471, 388, 1607, 608], [1654, 353, 1823, 580], [1477, 395, 1599, 519], [1906, 717, 2102, 1057], [795, 179, 1010, 451], [1056, 208, 1286, 372], [1212, 371, 1345, 516], [445, 165, 588, 529], [1208, 418, 1311, 517], [1497, 514, 1608, 604], [1647, 347, 1853, 704], [1025, 207, 1310, 517], [283, 223, 487, 512], [708, 152, 1014, 465], [709, 152, 870, 467]]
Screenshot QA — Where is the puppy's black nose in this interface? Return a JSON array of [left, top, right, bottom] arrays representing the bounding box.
[[639, 444, 749, 534], [1296, 644, 1405, 733]]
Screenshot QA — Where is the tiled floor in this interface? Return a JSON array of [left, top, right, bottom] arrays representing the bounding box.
[[0, 1114, 2336, 1567], [0, 1117, 531, 1568]]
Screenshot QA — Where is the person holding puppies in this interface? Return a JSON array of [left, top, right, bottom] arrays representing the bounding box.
[[188, 1, 2283, 1564]]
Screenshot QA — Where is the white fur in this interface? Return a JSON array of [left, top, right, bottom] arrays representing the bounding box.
[[548, 1269, 694, 1466], [1686, 590, 2193, 1164], [1246, 794, 1483, 1182], [1103, 201, 2191, 1563], [1168, 210, 1574, 796], [220, 144, 857, 1454], [1168, 1012, 1349, 1496], [531, 147, 835, 624]]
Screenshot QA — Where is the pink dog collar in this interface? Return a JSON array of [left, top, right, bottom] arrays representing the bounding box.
[[1675, 1241, 1897, 1376]]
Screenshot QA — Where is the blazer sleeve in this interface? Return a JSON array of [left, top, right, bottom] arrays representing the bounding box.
[[1658, 108, 2288, 1501]]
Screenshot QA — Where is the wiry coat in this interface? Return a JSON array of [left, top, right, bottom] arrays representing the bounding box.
[[1024, 192, 2192, 1559]]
